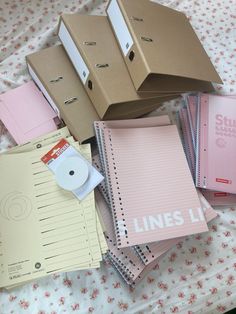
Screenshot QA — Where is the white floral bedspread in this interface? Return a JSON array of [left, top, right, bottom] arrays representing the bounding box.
[[0, 0, 236, 313]]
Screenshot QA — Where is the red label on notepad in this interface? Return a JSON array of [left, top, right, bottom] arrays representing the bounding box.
[[41, 139, 69, 164], [216, 178, 232, 184], [214, 192, 229, 197]]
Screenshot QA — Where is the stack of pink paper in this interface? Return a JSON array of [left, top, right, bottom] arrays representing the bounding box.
[[179, 93, 236, 206], [0, 81, 58, 145], [93, 115, 218, 285]]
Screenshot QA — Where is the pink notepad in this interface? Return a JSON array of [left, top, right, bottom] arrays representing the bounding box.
[[196, 94, 236, 193], [0, 81, 57, 144], [102, 124, 208, 248]]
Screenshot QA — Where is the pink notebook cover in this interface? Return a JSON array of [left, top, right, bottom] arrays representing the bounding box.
[[196, 94, 236, 193], [0, 81, 57, 144], [95, 190, 145, 281], [137, 190, 218, 264], [103, 125, 208, 248], [183, 94, 236, 206]]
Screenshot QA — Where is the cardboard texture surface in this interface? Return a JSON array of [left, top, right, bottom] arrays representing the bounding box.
[[58, 14, 177, 119], [26, 45, 99, 143], [107, 0, 222, 92]]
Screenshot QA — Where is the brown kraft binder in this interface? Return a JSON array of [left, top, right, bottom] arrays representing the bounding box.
[[26, 45, 100, 143], [58, 14, 178, 120], [106, 0, 222, 92]]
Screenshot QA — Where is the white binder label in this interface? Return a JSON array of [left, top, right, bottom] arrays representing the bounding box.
[[107, 0, 134, 56], [58, 22, 90, 85]]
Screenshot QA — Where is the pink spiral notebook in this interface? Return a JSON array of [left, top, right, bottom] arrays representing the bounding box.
[[102, 124, 208, 248], [136, 190, 218, 264], [180, 94, 236, 206], [196, 94, 236, 193]]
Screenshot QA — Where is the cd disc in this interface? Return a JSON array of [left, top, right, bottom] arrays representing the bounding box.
[[55, 156, 89, 191]]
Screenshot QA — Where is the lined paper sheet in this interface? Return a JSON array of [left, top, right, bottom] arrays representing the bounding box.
[[102, 125, 208, 248], [94, 115, 171, 174], [94, 116, 172, 211]]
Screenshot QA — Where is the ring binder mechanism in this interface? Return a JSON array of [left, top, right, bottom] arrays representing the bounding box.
[[107, 0, 222, 92], [58, 14, 178, 120], [26, 45, 99, 143]]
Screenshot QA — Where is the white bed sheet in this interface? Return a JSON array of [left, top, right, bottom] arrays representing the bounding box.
[[0, 0, 236, 313]]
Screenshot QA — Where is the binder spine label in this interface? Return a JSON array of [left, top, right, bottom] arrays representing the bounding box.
[[58, 21, 90, 84], [107, 0, 133, 56]]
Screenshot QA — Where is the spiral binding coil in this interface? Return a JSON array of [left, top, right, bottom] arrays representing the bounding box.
[[107, 254, 135, 286], [135, 245, 149, 264], [195, 95, 203, 187], [179, 109, 195, 177], [105, 234, 136, 280], [106, 129, 130, 246], [94, 123, 129, 246]]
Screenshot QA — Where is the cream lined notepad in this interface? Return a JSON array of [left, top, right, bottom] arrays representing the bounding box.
[[101, 125, 208, 248], [0, 130, 106, 288]]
